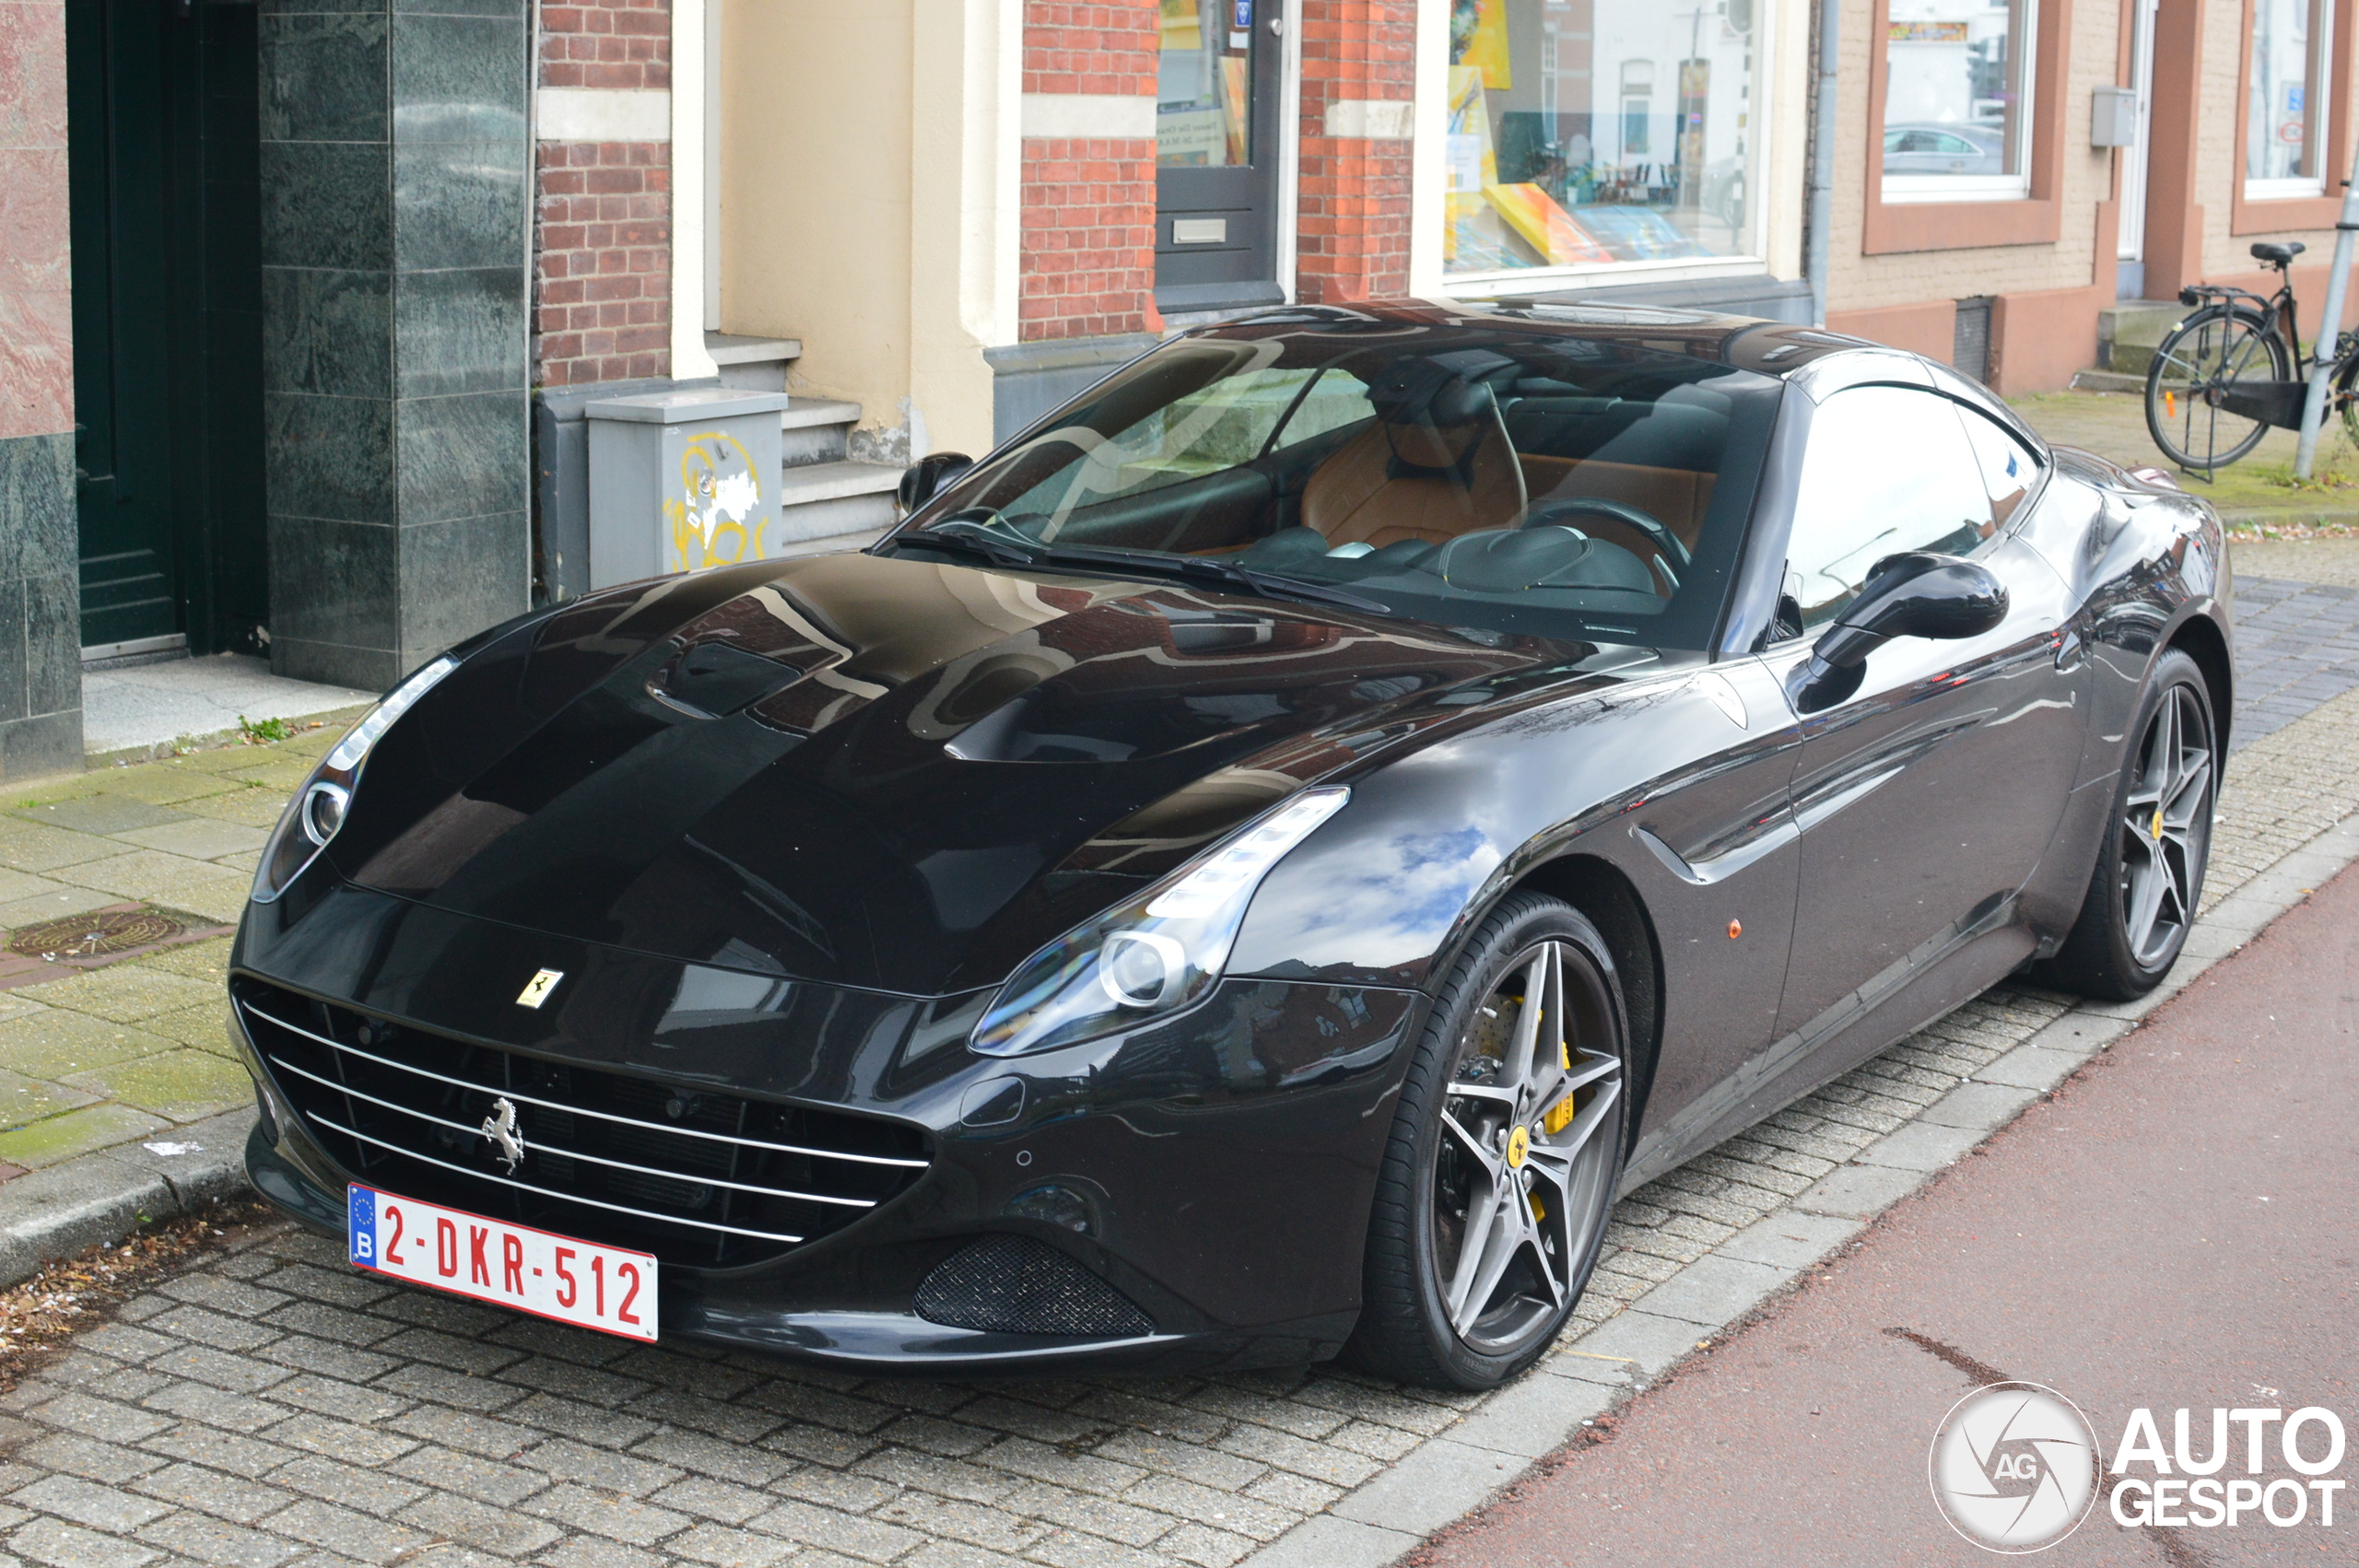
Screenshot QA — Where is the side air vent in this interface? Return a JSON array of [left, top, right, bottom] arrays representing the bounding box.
[[913, 1235, 1154, 1338]]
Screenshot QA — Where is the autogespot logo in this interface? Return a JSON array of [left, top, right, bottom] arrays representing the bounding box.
[[1929, 1383, 2102, 1552]]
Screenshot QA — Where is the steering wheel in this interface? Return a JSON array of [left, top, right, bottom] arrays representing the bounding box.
[[1520, 497, 1690, 579]]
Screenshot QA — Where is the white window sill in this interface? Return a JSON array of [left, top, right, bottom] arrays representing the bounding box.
[[1880, 178, 2033, 205]]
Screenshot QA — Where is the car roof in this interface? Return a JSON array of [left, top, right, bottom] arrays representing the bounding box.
[[1207, 298, 1886, 380]]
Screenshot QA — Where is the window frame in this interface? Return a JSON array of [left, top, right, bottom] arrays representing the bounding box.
[[1878, 0, 2042, 206], [2233, 0, 2358, 231], [1860, 0, 2071, 254]]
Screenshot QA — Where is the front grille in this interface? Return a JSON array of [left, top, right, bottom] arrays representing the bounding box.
[[914, 1235, 1154, 1338], [237, 977, 930, 1269]]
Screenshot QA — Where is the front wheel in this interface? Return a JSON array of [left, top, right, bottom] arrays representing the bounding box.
[[2144, 306, 2291, 474], [2036, 649, 2217, 1000], [1344, 895, 1630, 1390]]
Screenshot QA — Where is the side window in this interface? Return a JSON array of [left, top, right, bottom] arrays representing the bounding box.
[[1956, 405, 2043, 529], [1785, 386, 1994, 630]]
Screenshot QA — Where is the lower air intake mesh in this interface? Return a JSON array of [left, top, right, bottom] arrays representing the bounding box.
[[913, 1235, 1154, 1338]]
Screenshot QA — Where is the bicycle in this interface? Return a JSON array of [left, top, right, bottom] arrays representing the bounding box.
[[2142, 240, 2359, 474]]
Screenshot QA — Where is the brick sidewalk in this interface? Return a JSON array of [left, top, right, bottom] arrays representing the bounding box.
[[0, 728, 335, 1175]]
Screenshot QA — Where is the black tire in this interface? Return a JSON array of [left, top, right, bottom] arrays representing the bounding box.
[[2143, 306, 2291, 473], [2036, 649, 2217, 1000], [1344, 894, 1631, 1390]]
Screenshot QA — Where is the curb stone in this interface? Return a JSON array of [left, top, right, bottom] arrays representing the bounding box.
[[1240, 803, 2359, 1565], [0, 1107, 255, 1286]]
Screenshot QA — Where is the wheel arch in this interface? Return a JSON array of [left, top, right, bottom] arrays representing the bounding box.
[[2164, 610, 2234, 758], [1499, 852, 1666, 1149]]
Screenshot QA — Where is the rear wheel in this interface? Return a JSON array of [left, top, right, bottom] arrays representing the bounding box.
[[2037, 649, 2216, 1000], [2334, 351, 2359, 451], [1345, 895, 1629, 1390], [2144, 306, 2290, 473]]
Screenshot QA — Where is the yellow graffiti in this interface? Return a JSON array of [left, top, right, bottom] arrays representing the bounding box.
[[663, 431, 769, 572]]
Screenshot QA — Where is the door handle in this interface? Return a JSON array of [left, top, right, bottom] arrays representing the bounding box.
[[1268, 15, 1282, 34]]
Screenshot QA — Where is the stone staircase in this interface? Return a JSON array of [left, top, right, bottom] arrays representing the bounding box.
[[706, 333, 902, 554], [2072, 300, 2186, 392]]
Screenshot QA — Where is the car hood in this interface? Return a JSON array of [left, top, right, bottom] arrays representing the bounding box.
[[322, 551, 1604, 994]]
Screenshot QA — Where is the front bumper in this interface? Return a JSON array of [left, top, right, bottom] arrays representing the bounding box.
[[233, 881, 1419, 1375]]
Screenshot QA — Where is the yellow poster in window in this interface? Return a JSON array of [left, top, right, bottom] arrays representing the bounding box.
[[1221, 53, 1249, 165], [1485, 183, 1614, 265], [1450, 0, 1512, 90], [1161, 0, 1202, 51], [1446, 65, 1497, 195]]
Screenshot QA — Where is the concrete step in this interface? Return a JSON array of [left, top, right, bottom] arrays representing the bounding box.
[[780, 397, 863, 468], [2097, 300, 2186, 376], [707, 332, 803, 392], [777, 459, 901, 547], [2070, 369, 2146, 393]]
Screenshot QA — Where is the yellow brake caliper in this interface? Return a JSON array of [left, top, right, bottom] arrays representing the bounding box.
[[1543, 1036, 1578, 1135]]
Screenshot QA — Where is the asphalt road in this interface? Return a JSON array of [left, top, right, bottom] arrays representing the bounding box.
[[1416, 859, 2359, 1567]]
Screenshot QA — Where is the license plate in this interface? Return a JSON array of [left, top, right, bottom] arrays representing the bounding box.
[[347, 1186, 658, 1341]]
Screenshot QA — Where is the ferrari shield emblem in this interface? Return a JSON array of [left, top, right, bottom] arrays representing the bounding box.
[[516, 969, 564, 1009]]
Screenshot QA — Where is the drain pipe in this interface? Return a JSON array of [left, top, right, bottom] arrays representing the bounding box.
[[1805, 0, 1839, 327]]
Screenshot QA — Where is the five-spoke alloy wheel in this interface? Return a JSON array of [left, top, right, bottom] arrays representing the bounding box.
[[1348, 895, 1630, 1389], [2040, 649, 2218, 1000]]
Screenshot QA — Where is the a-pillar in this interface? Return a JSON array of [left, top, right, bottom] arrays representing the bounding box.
[[258, 0, 533, 689]]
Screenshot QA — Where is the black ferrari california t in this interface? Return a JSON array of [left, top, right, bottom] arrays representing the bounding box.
[[231, 301, 2229, 1389]]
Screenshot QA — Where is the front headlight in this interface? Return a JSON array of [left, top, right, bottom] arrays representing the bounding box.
[[251, 655, 460, 904], [971, 787, 1349, 1057]]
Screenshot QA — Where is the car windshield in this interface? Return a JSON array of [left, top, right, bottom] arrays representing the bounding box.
[[886, 312, 1784, 650]]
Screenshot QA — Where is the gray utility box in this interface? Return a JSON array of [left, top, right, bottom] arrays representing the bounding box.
[[2091, 86, 2140, 148], [584, 388, 794, 590]]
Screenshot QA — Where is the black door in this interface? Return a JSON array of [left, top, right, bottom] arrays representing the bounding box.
[[1759, 381, 2084, 1059], [1154, 0, 1285, 311], [69, 0, 178, 649], [65, 0, 266, 655]]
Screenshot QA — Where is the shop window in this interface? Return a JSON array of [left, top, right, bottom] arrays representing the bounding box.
[[1440, 0, 1764, 281], [2247, 0, 2337, 196], [1880, 0, 2038, 204]]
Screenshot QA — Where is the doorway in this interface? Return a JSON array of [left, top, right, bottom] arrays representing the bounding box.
[[2116, 0, 2158, 298], [1154, 0, 1286, 311], [66, 0, 266, 657]]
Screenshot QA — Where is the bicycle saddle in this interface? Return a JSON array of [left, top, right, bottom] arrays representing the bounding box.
[[2250, 240, 2306, 268]]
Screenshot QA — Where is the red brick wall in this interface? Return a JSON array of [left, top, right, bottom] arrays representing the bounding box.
[[1297, 0, 1416, 303], [534, 0, 672, 388], [1019, 3, 1158, 342]]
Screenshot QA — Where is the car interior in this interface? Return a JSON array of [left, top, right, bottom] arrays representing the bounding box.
[[912, 328, 1771, 634]]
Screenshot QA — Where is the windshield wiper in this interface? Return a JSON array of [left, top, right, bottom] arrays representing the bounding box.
[[1033, 545, 1393, 614], [878, 527, 1042, 569], [884, 531, 1389, 614]]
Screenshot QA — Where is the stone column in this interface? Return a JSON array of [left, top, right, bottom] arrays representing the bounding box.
[[0, 0, 83, 776], [258, 0, 531, 690]]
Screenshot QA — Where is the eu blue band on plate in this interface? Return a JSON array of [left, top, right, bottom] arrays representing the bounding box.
[[347, 1185, 375, 1268]]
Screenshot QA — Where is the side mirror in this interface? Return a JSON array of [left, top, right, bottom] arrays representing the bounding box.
[[1790, 552, 2007, 712], [1815, 552, 2007, 669], [898, 452, 974, 514]]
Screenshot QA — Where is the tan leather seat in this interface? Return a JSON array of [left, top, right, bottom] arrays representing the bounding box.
[[1301, 417, 1528, 550]]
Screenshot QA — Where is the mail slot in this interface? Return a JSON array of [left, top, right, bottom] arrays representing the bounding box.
[[1171, 217, 1228, 244]]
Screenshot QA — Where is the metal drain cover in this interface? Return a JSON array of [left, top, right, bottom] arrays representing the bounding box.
[[7, 908, 184, 960]]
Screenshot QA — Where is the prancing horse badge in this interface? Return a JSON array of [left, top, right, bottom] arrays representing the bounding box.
[[516, 969, 564, 1009]]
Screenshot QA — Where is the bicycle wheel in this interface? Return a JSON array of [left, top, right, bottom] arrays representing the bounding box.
[[2144, 306, 2291, 473], [2335, 350, 2359, 451]]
